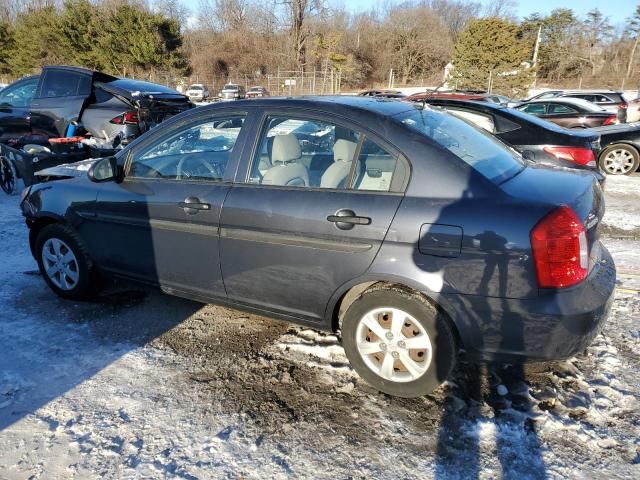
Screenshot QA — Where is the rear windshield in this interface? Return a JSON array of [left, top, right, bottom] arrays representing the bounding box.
[[189, 86, 204, 90], [394, 106, 524, 183], [223, 85, 240, 91], [104, 78, 181, 95]]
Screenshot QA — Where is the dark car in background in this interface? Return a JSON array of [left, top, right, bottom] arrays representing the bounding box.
[[590, 123, 640, 175], [21, 96, 614, 398], [515, 98, 618, 128], [0, 66, 193, 147], [409, 98, 602, 175], [518, 90, 628, 123]]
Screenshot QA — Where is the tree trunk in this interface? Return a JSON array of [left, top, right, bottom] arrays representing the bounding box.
[[627, 35, 639, 79]]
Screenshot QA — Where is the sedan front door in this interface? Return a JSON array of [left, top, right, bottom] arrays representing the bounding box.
[[0, 77, 38, 142], [87, 112, 249, 299]]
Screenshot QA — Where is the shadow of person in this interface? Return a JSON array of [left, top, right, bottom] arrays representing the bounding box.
[[419, 209, 546, 477], [477, 230, 508, 297]]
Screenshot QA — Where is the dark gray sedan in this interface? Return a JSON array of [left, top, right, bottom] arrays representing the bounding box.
[[20, 97, 615, 397]]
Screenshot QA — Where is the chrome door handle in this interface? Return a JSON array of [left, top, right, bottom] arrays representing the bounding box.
[[179, 197, 210, 214], [327, 209, 371, 230]]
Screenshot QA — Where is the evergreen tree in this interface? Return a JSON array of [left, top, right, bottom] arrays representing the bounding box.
[[450, 18, 532, 96]]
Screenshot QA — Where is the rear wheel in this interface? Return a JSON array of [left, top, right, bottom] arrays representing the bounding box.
[[341, 285, 457, 397], [599, 144, 640, 175], [35, 224, 98, 299]]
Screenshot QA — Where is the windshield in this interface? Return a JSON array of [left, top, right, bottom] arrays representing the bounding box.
[[223, 85, 239, 91], [394, 106, 525, 183], [189, 86, 203, 91]]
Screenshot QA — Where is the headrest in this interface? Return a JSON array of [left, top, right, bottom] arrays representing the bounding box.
[[333, 139, 357, 162], [271, 133, 302, 163]]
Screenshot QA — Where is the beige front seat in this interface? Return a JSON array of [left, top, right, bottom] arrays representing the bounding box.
[[262, 133, 309, 187], [320, 139, 357, 189]]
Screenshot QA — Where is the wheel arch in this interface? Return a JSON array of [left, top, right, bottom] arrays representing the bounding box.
[[325, 276, 462, 346], [599, 141, 640, 157], [28, 214, 65, 258]]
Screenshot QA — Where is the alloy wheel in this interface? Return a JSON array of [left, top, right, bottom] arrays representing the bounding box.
[[602, 148, 636, 175]]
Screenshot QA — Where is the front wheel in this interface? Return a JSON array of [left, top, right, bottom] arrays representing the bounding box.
[[599, 144, 640, 175], [35, 224, 98, 300], [341, 285, 457, 397]]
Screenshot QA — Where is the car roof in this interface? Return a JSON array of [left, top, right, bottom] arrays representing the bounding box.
[[407, 92, 487, 101], [199, 95, 417, 118], [561, 89, 622, 94], [525, 97, 605, 112]]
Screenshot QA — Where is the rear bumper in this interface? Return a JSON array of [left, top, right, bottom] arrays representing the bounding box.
[[445, 242, 616, 362]]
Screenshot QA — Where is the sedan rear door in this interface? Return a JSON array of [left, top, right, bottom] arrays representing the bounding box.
[[219, 111, 409, 323]]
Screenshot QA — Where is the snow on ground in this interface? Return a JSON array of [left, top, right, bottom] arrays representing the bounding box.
[[0, 174, 639, 479]]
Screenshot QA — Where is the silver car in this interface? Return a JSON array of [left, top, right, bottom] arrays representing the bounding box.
[[219, 84, 246, 100]]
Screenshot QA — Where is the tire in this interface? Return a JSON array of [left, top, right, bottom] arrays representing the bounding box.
[[599, 144, 640, 175], [341, 285, 457, 398], [0, 156, 18, 195], [35, 224, 97, 300]]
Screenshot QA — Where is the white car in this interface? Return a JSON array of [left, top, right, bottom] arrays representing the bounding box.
[[185, 84, 209, 102], [627, 98, 640, 123]]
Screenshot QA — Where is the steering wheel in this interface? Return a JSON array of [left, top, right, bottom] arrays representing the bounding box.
[[176, 155, 221, 180]]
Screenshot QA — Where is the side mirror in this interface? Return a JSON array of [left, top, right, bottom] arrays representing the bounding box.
[[88, 156, 121, 183]]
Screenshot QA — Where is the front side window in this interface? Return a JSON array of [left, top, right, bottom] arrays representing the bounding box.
[[396, 106, 524, 184], [129, 115, 245, 181], [0, 78, 39, 107]]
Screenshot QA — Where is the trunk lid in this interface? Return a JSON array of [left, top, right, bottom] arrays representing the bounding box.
[[501, 164, 605, 265]]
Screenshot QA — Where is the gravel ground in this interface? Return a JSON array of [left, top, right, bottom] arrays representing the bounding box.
[[0, 174, 638, 479]]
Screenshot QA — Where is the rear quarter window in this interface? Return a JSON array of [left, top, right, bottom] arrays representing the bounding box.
[[395, 107, 524, 184]]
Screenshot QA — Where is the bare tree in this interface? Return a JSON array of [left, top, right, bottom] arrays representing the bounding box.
[[482, 0, 517, 21]]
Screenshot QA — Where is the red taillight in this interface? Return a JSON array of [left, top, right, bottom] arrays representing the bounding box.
[[110, 111, 139, 125], [531, 206, 589, 288], [603, 115, 617, 126], [543, 146, 596, 167]]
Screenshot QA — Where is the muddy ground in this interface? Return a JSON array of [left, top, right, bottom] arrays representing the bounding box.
[[0, 175, 638, 479]]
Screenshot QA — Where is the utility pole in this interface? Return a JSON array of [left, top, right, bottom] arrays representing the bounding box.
[[532, 25, 542, 89], [388, 69, 394, 89]]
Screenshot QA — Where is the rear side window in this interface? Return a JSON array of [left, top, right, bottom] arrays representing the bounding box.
[[395, 107, 524, 184], [247, 115, 407, 192], [39, 70, 91, 98], [548, 104, 577, 114], [519, 103, 546, 115]]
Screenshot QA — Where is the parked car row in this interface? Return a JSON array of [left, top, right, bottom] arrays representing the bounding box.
[[20, 95, 615, 399], [399, 89, 639, 176], [185, 83, 271, 102]]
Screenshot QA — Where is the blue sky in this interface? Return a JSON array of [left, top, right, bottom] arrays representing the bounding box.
[[177, 0, 635, 27]]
